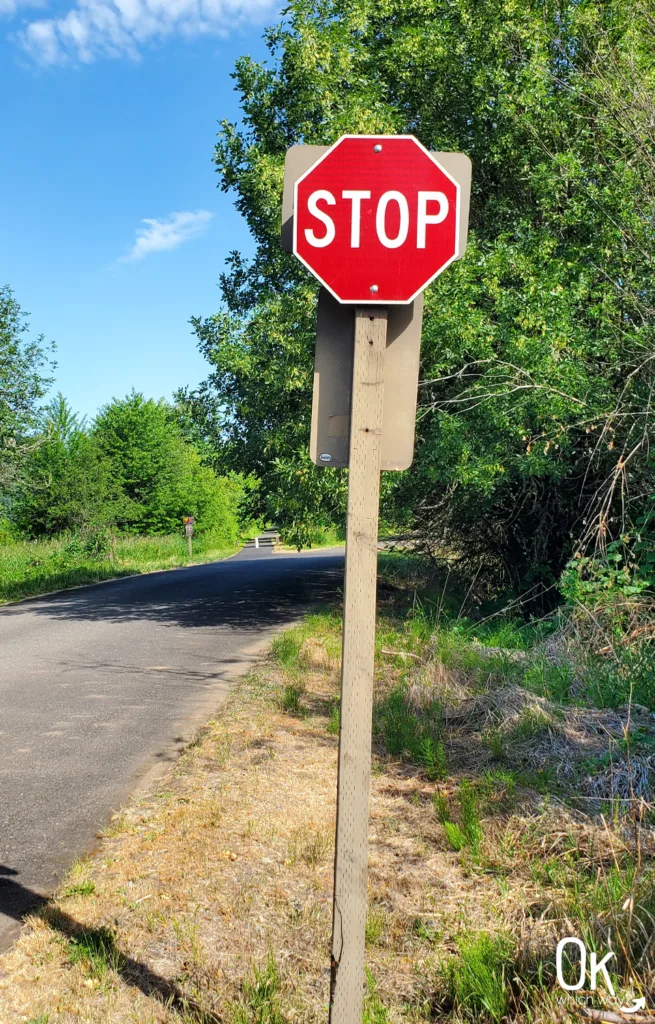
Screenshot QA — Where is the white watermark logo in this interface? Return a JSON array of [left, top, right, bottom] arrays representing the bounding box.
[[555, 937, 645, 1013], [556, 937, 615, 996]]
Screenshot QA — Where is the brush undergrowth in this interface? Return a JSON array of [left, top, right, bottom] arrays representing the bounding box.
[[267, 552, 655, 1021]]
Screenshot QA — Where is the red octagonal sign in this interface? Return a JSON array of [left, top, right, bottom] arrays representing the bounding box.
[[293, 135, 460, 305]]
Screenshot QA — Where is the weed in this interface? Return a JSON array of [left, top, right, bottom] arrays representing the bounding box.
[[270, 631, 302, 669], [448, 932, 512, 1023], [362, 968, 388, 1023], [286, 826, 330, 868], [586, 643, 655, 710], [171, 912, 204, 970], [279, 684, 304, 715], [374, 684, 444, 772], [481, 727, 504, 760], [374, 686, 422, 756], [301, 830, 330, 868], [327, 701, 340, 735], [365, 907, 386, 946], [459, 781, 483, 854], [101, 812, 130, 837], [415, 737, 448, 781], [62, 880, 95, 897], [475, 769, 517, 811], [436, 783, 484, 855], [433, 790, 449, 823], [508, 705, 560, 743], [27, 1017, 49, 1024], [228, 953, 287, 1024], [443, 821, 467, 851], [67, 927, 120, 977], [523, 659, 573, 702], [414, 918, 441, 943]]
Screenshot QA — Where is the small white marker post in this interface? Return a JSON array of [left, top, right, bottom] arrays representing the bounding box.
[[329, 306, 387, 1023]]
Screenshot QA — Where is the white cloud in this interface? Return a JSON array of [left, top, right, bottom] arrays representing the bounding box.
[[19, 0, 277, 63], [121, 209, 213, 261], [0, 0, 44, 20]]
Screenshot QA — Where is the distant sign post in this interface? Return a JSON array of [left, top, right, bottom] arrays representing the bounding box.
[[183, 516, 194, 559], [286, 135, 471, 1024]]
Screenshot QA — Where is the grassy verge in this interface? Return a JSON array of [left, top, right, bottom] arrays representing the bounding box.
[[0, 532, 241, 604], [1, 554, 654, 1022], [277, 525, 346, 551]]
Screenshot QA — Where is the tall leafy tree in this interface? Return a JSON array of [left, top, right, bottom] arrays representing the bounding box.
[[10, 395, 121, 537], [41, 392, 86, 442], [93, 392, 243, 538], [0, 286, 55, 488], [188, 0, 655, 599]]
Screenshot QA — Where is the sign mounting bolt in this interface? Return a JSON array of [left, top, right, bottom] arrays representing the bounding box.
[[370, 284, 379, 293], [373, 144, 382, 152]]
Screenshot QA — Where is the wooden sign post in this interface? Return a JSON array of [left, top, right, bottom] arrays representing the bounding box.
[[330, 308, 387, 1019], [284, 134, 471, 1024]]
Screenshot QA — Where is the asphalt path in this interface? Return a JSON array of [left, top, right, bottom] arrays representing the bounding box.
[[0, 546, 344, 951]]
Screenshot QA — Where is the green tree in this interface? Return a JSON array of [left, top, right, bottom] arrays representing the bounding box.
[[187, 0, 655, 598], [93, 392, 243, 540], [10, 395, 121, 537], [0, 286, 55, 488], [41, 391, 86, 442]]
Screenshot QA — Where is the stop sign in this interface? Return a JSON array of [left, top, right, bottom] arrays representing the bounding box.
[[293, 135, 461, 304]]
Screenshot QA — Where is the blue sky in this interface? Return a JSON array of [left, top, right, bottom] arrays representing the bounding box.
[[1, 0, 280, 418]]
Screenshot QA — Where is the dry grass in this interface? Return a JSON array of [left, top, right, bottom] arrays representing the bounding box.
[[2, 594, 655, 1022]]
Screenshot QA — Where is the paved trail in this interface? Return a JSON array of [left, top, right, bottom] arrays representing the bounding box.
[[0, 546, 344, 950]]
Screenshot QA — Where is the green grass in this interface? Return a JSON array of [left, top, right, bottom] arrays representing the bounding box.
[[263, 552, 655, 1019], [373, 684, 445, 773], [62, 879, 95, 897], [228, 953, 287, 1024], [435, 782, 484, 855], [67, 927, 120, 977], [365, 907, 386, 946], [459, 781, 483, 855], [362, 969, 389, 1024], [415, 736, 448, 781], [443, 820, 468, 851], [447, 932, 513, 1023], [279, 683, 305, 715], [0, 531, 241, 604], [278, 524, 346, 550], [326, 701, 340, 735], [269, 612, 342, 669]]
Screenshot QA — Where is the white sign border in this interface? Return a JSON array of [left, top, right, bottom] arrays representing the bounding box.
[[292, 134, 461, 306]]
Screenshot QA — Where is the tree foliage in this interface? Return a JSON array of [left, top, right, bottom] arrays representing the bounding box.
[[11, 404, 120, 537], [10, 392, 246, 544], [188, 0, 655, 600], [93, 392, 244, 537], [0, 286, 55, 488]]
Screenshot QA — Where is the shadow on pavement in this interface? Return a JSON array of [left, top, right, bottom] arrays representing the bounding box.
[[0, 865, 47, 922], [0, 866, 221, 1022], [0, 553, 344, 632]]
